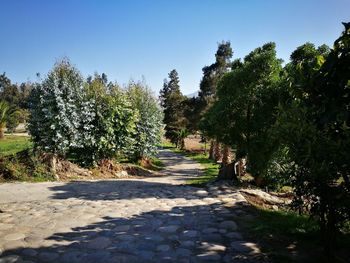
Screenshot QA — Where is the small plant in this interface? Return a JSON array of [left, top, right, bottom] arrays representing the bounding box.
[[0, 149, 55, 182]]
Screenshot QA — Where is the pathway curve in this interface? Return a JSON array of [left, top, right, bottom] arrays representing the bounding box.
[[0, 149, 265, 263]]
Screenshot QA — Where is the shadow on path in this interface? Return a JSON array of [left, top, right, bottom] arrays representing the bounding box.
[[1, 203, 264, 263], [48, 180, 213, 201]]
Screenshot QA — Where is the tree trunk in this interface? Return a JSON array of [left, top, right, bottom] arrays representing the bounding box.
[[254, 174, 265, 187], [214, 139, 222, 162], [219, 163, 237, 180], [209, 140, 215, 160], [180, 138, 185, 150], [0, 128, 4, 139], [221, 145, 231, 165]]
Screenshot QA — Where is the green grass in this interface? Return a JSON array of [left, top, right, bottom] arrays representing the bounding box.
[[248, 208, 319, 237], [159, 140, 174, 149], [149, 157, 165, 171], [161, 142, 219, 186], [0, 135, 32, 156], [236, 206, 350, 262]]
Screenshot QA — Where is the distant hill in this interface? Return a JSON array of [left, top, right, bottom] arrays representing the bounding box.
[[185, 91, 199, 98]]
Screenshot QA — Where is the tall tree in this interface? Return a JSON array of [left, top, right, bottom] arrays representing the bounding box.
[[276, 23, 349, 255], [28, 59, 93, 157], [159, 69, 186, 147], [202, 42, 283, 181], [198, 41, 233, 110], [126, 80, 163, 161], [198, 41, 233, 161]]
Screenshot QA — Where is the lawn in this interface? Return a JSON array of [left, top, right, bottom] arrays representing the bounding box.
[[0, 135, 32, 156]]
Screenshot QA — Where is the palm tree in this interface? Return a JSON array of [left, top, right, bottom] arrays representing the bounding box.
[[0, 101, 9, 139]]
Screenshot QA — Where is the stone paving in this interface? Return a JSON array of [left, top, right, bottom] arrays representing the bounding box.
[[0, 149, 265, 262]]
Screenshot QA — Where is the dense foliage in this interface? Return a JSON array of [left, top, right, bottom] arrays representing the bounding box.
[[275, 23, 350, 253], [126, 80, 163, 161], [28, 60, 96, 160], [0, 73, 32, 134], [159, 69, 187, 147], [203, 42, 283, 183], [28, 60, 162, 166], [191, 23, 350, 254]]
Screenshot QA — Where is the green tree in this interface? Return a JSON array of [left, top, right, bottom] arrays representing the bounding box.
[[276, 23, 349, 255], [126, 80, 163, 161], [159, 69, 186, 146], [202, 43, 283, 182], [198, 41, 233, 105], [198, 41, 233, 161], [183, 96, 201, 133], [28, 59, 94, 157], [79, 74, 137, 165], [0, 101, 9, 139], [5, 107, 21, 133]]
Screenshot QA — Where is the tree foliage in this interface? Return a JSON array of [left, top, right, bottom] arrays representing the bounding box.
[[0, 101, 9, 139], [201, 42, 283, 182], [195, 23, 349, 255], [159, 69, 186, 146], [28, 60, 93, 157], [126, 80, 163, 161], [28, 60, 139, 166], [275, 23, 350, 253]]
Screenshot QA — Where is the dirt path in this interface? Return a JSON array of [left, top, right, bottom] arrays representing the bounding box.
[[0, 149, 265, 262]]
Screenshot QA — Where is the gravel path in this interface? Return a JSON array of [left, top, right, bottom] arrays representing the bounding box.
[[0, 149, 264, 262]]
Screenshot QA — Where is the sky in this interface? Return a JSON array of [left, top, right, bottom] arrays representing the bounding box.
[[0, 0, 349, 95]]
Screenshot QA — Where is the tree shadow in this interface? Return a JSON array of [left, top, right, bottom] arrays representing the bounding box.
[[0, 203, 264, 263], [48, 180, 216, 201]]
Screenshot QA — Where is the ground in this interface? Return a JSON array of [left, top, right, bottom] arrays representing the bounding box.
[[0, 149, 265, 263]]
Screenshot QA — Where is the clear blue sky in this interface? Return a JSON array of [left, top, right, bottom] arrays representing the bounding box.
[[0, 0, 349, 95]]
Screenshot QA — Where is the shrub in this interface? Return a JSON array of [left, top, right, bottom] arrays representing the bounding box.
[[126, 81, 163, 161]]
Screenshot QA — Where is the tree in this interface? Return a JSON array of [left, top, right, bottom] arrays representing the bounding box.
[[0, 73, 11, 94], [28, 59, 93, 157], [0, 101, 9, 139], [202, 42, 283, 182], [5, 107, 21, 133], [28, 62, 138, 166], [126, 80, 163, 161], [183, 96, 201, 133], [198, 41, 233, 105], [198, 41, 233, 161], [18, 82, 33, 109], [78, 74, 137, 165], [159, 69, 186, 146], [0, 80, 20, 108], [276, 23, 349, 255]]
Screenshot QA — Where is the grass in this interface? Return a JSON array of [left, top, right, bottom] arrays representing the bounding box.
[[236, 205, 350, 263], [160, 141, 220, 186], [149, 156, 165, 171], [0, 135, 32, 156], [247, 208, 319, 238]]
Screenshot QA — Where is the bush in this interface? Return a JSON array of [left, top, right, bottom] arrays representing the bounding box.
[[126, 81, 163, 161], [6, 108, 21, 133], [28, 59, 94, 157], [28, 61, 139, 166], [0, 150, 55, 181]]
